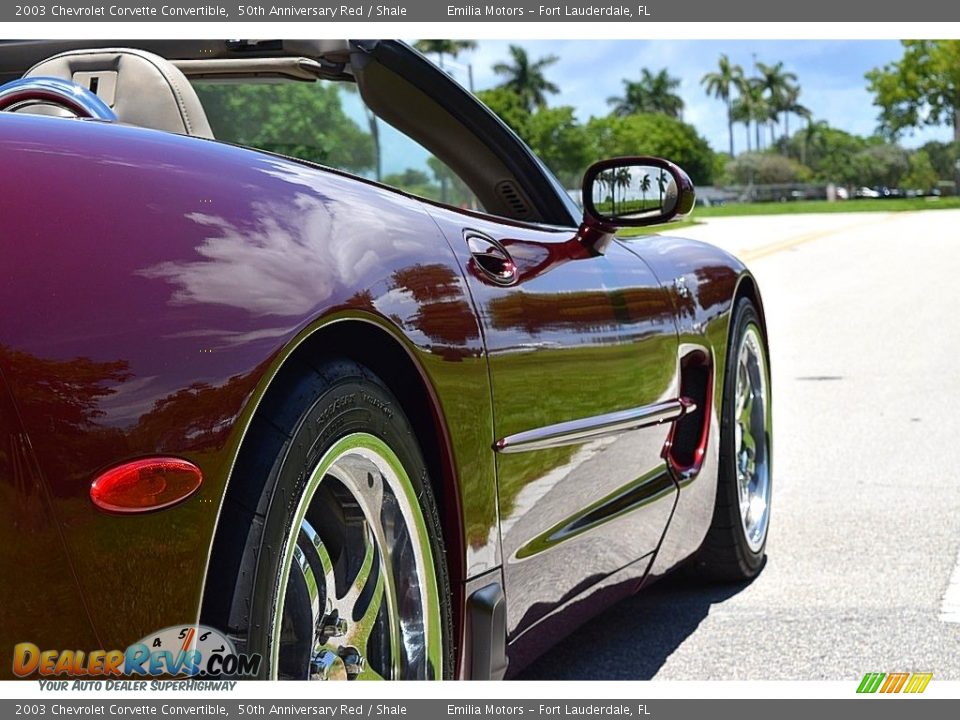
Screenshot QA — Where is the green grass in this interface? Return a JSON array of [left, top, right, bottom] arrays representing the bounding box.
[[692, 196, 960, 218]]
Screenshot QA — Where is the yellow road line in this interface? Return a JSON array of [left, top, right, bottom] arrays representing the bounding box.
[[738, 213, 899, 262]]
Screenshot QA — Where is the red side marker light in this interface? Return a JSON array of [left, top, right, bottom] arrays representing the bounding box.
[[90, 458, 202, 514]]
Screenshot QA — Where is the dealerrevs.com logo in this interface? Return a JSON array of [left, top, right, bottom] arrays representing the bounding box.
[[857, 672, 933, 694], [13, 625, 261, 678]]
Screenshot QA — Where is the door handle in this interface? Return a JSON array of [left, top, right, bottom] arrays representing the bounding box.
[[466, 232, 517, 285]]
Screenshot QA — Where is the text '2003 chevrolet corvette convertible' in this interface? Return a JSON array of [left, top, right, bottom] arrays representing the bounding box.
[[0, 39, 771, 681]]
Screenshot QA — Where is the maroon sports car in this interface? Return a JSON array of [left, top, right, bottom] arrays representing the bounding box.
[[0, 39, 771, 680]]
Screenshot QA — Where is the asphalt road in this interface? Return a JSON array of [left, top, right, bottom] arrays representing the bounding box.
[[519, 208, 960, 681]]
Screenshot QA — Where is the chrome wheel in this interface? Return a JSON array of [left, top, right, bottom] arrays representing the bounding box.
[[733, 324, 771, 553], [273, 433, 443, 680]]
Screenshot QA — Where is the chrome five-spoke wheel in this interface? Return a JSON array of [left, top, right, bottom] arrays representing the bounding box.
[[694, 297, 772, 581], [273, 434, 443, 680], [733, 324, 771, 554], [218, 361, 452, 680]]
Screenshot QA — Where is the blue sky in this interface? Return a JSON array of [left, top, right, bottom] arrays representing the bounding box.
[[437, 39, 954, 152]]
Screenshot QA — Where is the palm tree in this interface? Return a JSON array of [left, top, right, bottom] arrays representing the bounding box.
[[731, 97, 752, 153], [614, 167, 633, 211], [779, 85, 811, 153], [733, 76, 768, 152], [801, 118, 830, 167], [413, 39, 477, 69], [701, 54, 744, 156], [656, 170, 668, 208], [640, 173, 652, 209], [607, 68, 684, 119], [492, 45, 560, 112], [594, 170, 615, 212], [756, 61, 798, 148], [766, 104, 780, 149]]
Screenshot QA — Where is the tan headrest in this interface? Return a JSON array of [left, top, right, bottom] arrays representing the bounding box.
[[26, 47, 213, 139]]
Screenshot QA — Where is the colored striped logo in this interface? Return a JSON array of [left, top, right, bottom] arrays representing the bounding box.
[[857, 672, 933, 694]]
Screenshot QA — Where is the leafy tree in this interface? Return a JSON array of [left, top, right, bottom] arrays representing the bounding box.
[[382, 168, 439, 199], [587, 113, 715, 184], [608, 68, 684, 119], [384, 168, 432, 187], [492, 45, 560, 112], [853, 143, 910, 188], [867, 41, 960, 142], [524, 106, 595, 188], [902, 150, 939, 191], [866, 41, 960, 185], [476, 86, 532, 138], [783, 123, 868, 184], [427, 156, 475, 207], [724, 152, 812, 185], [701, 54, 744, 156], [476, 89, 593, 188], [194, 82, 374, 173], [919, 140, 960, 182], [711, 152, 732, 185], [413, 39, 477, 69]]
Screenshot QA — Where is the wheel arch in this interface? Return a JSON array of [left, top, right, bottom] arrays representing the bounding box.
[[199, 312, 467, 660], [733, 271, 769, 349]]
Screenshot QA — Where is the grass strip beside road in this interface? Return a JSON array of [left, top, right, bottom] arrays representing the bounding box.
[[693, 196, 960, 217]]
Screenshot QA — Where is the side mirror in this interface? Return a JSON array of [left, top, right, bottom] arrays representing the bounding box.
[[578, 156, 695, 253]]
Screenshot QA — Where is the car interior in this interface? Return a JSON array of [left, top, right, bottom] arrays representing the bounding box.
[[0, 40, 580, 226]]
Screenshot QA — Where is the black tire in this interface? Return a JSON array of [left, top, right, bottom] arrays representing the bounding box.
[[206, 358, 454, 679], [693, 298, 772, 581]]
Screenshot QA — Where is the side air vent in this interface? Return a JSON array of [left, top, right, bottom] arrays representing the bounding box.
[[494, 180, 534, 219], [663, 347, 713, 482]]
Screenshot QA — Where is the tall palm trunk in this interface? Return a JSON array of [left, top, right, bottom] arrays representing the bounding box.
[[363, 108, 381, 182], [726, 99, 734, 156]]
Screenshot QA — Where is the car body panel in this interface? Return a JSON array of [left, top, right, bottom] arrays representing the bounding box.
[[0, 39, 768, 680], [0, 113, 499, 662], [426, 208, 683, 639], [618, 234, 748, 580]]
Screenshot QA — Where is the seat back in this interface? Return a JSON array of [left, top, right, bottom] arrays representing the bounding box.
[[25, 47, 213, 138]]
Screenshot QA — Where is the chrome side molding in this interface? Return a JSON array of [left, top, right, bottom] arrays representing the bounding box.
[[494, 398, 694, 454]]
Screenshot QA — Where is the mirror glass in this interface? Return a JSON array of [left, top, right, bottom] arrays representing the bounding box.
[[588, 164, 679, 223]]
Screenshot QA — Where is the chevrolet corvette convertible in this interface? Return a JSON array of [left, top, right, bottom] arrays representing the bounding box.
[[0, 40, 771, 681]]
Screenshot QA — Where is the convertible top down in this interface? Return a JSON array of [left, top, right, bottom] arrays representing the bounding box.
[[0, 39, 771, 680]]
